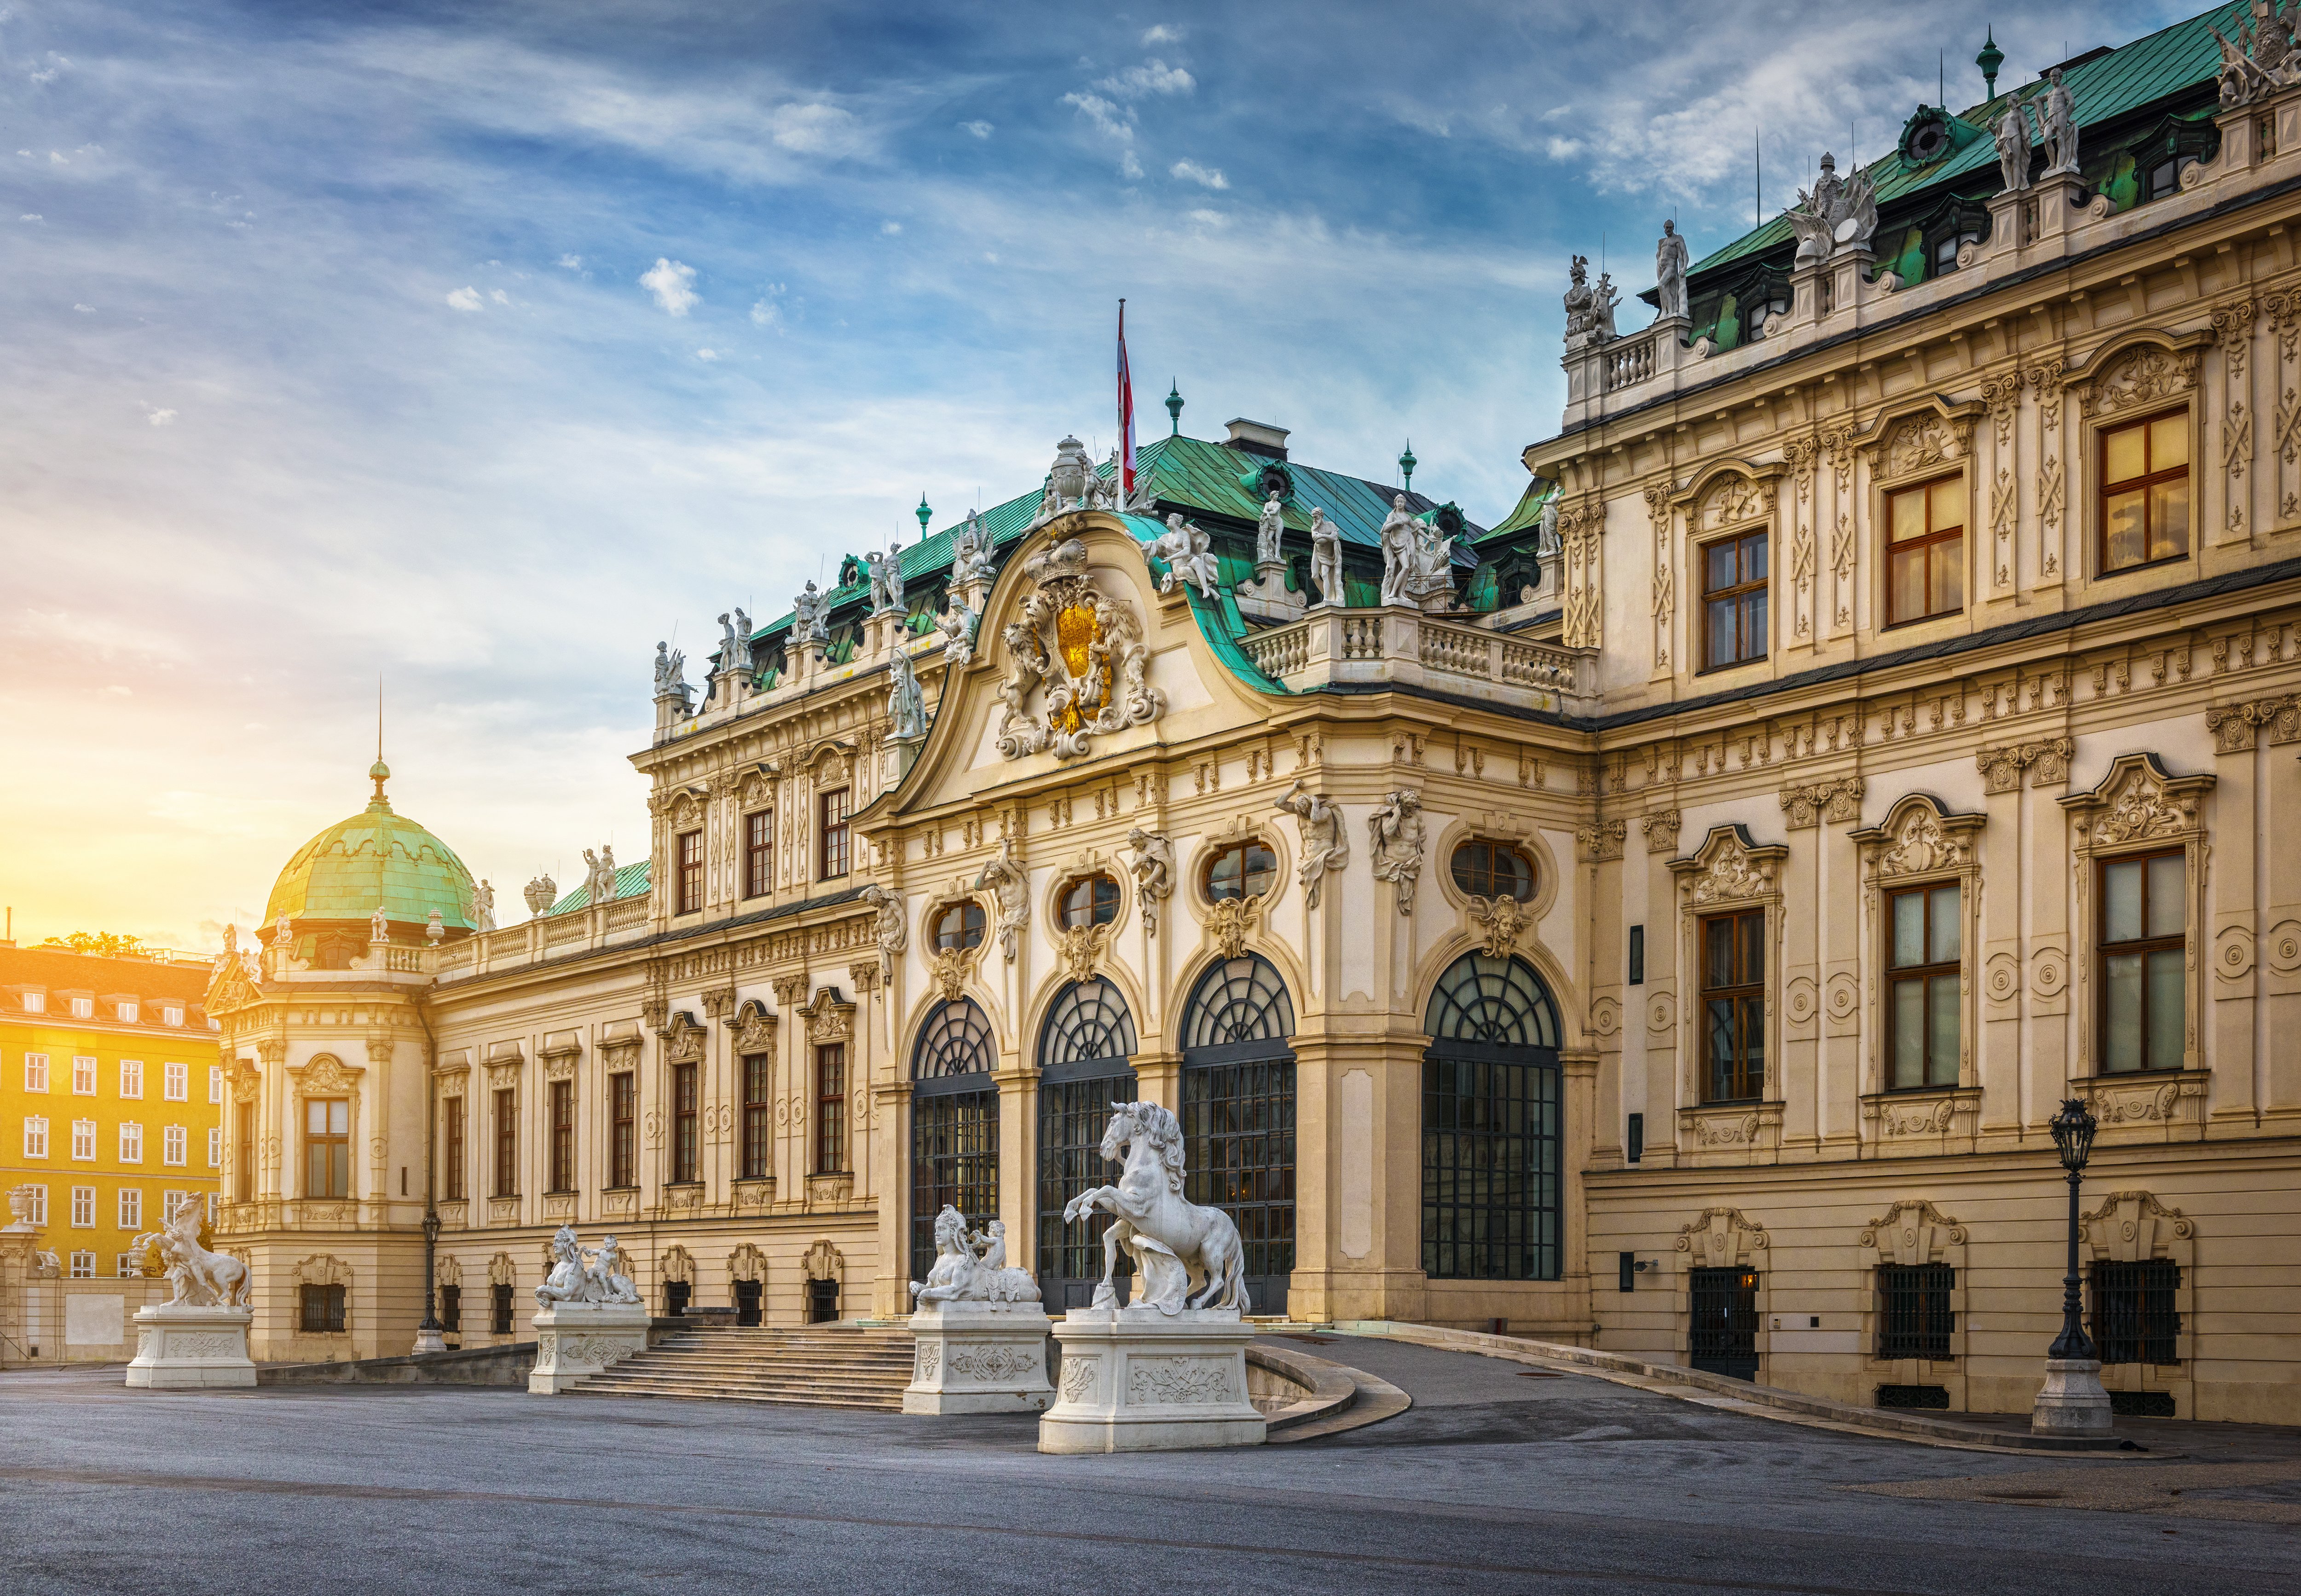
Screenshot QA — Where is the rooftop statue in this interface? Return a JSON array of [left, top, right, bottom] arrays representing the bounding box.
[[791, 579, 829, 649], [951, 512, 995, 583], [1655, 220, 1690, 322], [864, 545, 905, 617], [1562, 254, 1619, 348], [1786, 152, 1879, 264], [715, 608, 753, 676], [1061, 1101, 1251, 1314], [653, 640, 685, 696], [1377, 493, 1456, 608], [908, 1206, 1041, 1307], [1145, 513, 1219, 598], [523, 874, 556, 916], [2029, 68, 2080, 178], [583, 845, 617, 908], [471, 879, 496, 933], [886, 643, 927, 740], [2215, 5, 2301, 106], [535, 1225, 641, 1309], [1307, 506, 1342, 607], [1993, 98, 2034, 192], [1255, 488, 1285, 566], [934, 593, 978, 667]]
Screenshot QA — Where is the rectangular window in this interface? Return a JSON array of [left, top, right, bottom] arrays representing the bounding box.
[[1700, 909, 1766, 1102], [22, 1186, 45, 1225], [207, 1127, 222, 1168], [492, 1088, 517, 1198], [69, 1250, 94, 1279], [24, 1053, 48, 1092], [1626, 1112, 1644, 1164], [1886, 883, 1961, 1090], [23, 1116, 46, 1158], [119, 1122, 144, 1164], [162, 1005, 183, 1027], [677, 828, 704, 915], [21, 992, 44, 1014], [490, 1281, 514, 1336], [1627, 925, 1645, 985], [445, 1097, 466, 1201], [742, 1054, 772, 1180], [1700, 529, 1768, 671], [815, 1043, 848, 1174], [746, 809, 772, 898], [116, 1000, 139, 1024], [299, 1283, 347, 1334], [2092, 1259, 2181, 1365], [69, 997, 92, 1019], [2100, 410, 2190, 573], [71, 1119, 96, 1160], [609, 1072, 636, 1188], [234, 1102, 255, 1201], [72, 1056, 96, 1095], [208, 1065, 225, 1104], [117, 1253, 144, 1279], [70, 1186, 95, 1227], [163, 1061, 188, 1101], [162, 1125, 187, 1166], [1885, 476, 1965, 625], [548, 1079, 574, 1193], [672, 1062, 699, 1184], [118, 1187, 142, 1229], [439, 1282, 463, 1334], [119, 1059, 144, 1100], [819, 789, 851, 880], [305, 1099, 349, 1198], [1421, 1051, 1561, 1282], [2099, 851, 2185, 1074], [1877, 1262, 1955, 1360]]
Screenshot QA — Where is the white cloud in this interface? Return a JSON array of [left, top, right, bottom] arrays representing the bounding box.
[[445, 285, 483, 311], [145, 407, 177, 426], [958, 120, 992, 139], [1185, 209, 1227, 230], [48, 150, 69, 165], [1098, 59, 1194, 98], [1170, 159, 1228, 190], [1141, 25, 1182, 45], [695, 348, 717, 361], [880, 219, 902, 236], [1120, 150, 1143, 180], [104, 684, 131, 696], [639, 257, 698, 316], [556, 254, 582, 270], [490, 288, 509, 305], [1061, 92, 1132, 143], [1543, 136, 1584, 161], [18, 213, 39, 221], [748, 299, 781, 328], [70, 302, 93, 312], [767, 101, 856, 155]]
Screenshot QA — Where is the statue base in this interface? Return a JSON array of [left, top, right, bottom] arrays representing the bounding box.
[[903, 1301, 1054, 1414], [124, 1303, 255, 1390], [1038, 1305, 1266, 1453], [2031, 1357, 2115, 1435], [528, 1302, 650, 1394]]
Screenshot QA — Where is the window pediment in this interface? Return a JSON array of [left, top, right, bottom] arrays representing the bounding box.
[[1669, 824, 1788, 906]]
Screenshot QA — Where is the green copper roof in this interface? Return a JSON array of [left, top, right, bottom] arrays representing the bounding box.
[[264, 779, 478, 930], [546, 859, 652, 916], [1115, 512, 1290, 694], [1484, 477, 1556, 541]]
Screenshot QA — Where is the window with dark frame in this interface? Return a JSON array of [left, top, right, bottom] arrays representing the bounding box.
[[1700, 528, 1769, 671], [235, 1101, 255, 1202], [1448, 839, 1535, 901], [1421, 953, 1561, 1285], [305, 1098, 349, 1198], [298, 1282, 346, 1334], [819, 789, 851, 879], [547, 1079, 574, 1193], [672, 1062, 699, 1184], [2099, 850, 2185, 1074], [742, 1054, 772, 1180], [1203, 839, 1277, 902], [1059, 874, 1122, 928], [1885, 475, 1965, 626], [439, 1282, 462, 1334], [676, 828, 703, 915], [609, 1071, 635, 1188], [2099, 409, 2190, 573], [1700, 909, 1766, 1102], [815, 1043, 848, 1173], [1877, 1262, 1955, 1360], [490, 1282, 514, 1335], [745, 809, 772, 898], [1887, 883, 1961, 1090], [2091, 1258, 2181, 1365], [934, 901, 986, 951], [1628, 925, 1645, 985], [444, 1095, 465, 1201], [491, 1087, 516, 1198]]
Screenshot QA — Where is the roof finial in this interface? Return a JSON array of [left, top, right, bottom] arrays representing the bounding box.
[[1398, 439, 1417, 494], [370, 678, 390, 808], [915, 493, 932, 534], [1977, 27, 2004, 101], [1165, 379, 1183, 437]]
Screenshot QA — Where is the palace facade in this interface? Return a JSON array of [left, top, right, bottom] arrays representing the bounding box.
[[204, 5, 2300, 1423]]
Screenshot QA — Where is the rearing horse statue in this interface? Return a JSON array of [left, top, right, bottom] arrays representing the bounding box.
[[1061, 1100, 1249, 1314]]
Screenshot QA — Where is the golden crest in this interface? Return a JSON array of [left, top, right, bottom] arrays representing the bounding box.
[[1052, 600, 1106, 733]]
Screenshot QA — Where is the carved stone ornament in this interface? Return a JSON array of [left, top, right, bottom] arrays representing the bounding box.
[[661, 1012, 707, 1066], [1849, 795, 1985, 880], [993, 538, 1162, 761], [1879, 414, 1963, 479], [974, 838, 1030, 962], [857, 883, 905, 977], [1274, 781, 1347, 910], [1467, 894, 1526, 959], [2075, 1073, 2207, 1130], [1126, 827, 1175, 933], [289, 1052, 363, 1099], [2081, 1190, 2195, 1260], [2059, 753, 2214, 847], [1671, 824, 1787, 907], [1977, 738, 2075, 794], [1779, 776, 1863, 830], [1366, 790, 1426, 915], [2078, 345, 2200, 418], [728, 999, 777, 1056], [1673, 1205, 1769, 1266], [1204, 893, 1263, 960], [1694, 473, 1773, 533], [1857, 1198, 1968, 1263], [1642, 810, 1682, 854], [2207, 694, 2301, 753], [798, 985, 855, 1045], [1058, 922, 1110, 985], [1575, 818, 1626, 862]]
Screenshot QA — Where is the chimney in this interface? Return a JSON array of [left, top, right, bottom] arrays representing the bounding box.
[[1221, 418, 1289, 461]]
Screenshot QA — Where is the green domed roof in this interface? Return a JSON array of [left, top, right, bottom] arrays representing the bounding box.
[[264, 763, 478, 931]]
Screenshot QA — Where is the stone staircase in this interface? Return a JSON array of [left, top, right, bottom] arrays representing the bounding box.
[[572, 1324, 916, 1411]]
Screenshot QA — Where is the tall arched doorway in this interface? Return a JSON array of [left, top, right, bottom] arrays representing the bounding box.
[[909, 998, 998, 1286], [1034, 978, 1139, 1310], [1179, 954, 1297, 1316], [1422, 952, 1562, 1283]]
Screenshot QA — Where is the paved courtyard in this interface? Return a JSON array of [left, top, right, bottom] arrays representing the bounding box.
[[3, 1335, 2296, 1596]]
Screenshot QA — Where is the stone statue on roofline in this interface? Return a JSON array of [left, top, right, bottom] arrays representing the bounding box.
[[1256, 489, 1285, 567], [524, 875, 556, 916], [1307, 506, 1342, 607], [792, 580, 829, 650], [933, 593, 978, 667], [864, 545, 905, 616], [1786, 152, 1879, 264], [653, 640, 687, 698], [1655, 220, 1690, 322], [2028, 67, 2079, 179], [472, 880, 496, 933], [1145, 512, 1219, 598], [885, 643, 927, 740], [951, 512, 995, 584], [2214, 6, 2301, 107], [1562, 254, 1618, 349], [1378, 494, 1456, 608]]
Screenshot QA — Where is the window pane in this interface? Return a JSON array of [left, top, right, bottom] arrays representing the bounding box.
[[1242, 843, 1276, 898], [2104, 423, 2146, 484], [1930, 886, 1961, 963], [1744, 533, 1767, 581], [2103, 952, 2143, 1072], [2146, 949, 2185, 1070], [1705, 1000, 1737, 1098], [307, 1100, 326, 1135], [1706, 539, 1737, 592], [1738, 908, 1765, 981], [1889, 545, 1926, 623], [1891, 486, 1924, 542], [2148, 414, 2188, 469], [1744, 589, 1767, 656], [2104, 490, 2146, 568], [1931, 536, 1963, 614], [1891, 980, 1925, 1089], [331, 1100, 347, 1134], [1928, 478, 1964, 531], [1928, 974, 1960, 1085], [2148, 479, 2189, 561], [1706, 598, 1736, 669], [2103, 860, 2143, 944], [2145, 854, 2185, 939], [1208, 850, 1240, 899], [1891, 892, 1925, 968]]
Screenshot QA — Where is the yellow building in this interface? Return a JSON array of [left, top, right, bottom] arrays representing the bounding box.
[[2, 943, 223, 1285]]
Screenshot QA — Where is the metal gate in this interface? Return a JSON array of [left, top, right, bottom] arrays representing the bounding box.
[[910, 1089, 998, 1283], [1181, 1055, 1295, 1316], [1689, 1265, 1759, 1381], [1035, 979, 1139, 1312]]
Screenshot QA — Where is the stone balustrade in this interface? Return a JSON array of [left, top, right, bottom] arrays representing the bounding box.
[[1241, 605, 1597, 715]]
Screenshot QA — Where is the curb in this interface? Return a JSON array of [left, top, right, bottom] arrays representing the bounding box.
[[1248, 1341, 1412, 1443]]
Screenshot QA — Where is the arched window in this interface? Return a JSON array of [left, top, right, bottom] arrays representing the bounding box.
[[932, 901, 985, 952], [1179, 955, 1297, 1315], [1035, 978, 1137, 1310], [1059, 874, 1122, 928], [1202, 839, 1277, 903], [1449, 839, 1536, 902], [1423, 953, 1562, 1283], [909, 999, 997, 1285]]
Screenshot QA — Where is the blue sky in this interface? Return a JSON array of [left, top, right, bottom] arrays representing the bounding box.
[[0, 0, 2195, 948]]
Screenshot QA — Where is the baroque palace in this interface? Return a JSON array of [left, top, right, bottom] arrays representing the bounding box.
[[198, 5, 2300, 1423]]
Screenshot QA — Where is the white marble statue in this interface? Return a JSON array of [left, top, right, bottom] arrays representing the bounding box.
[[886, 644, 927, 740], [1274, 779, 1348, 910], [1655, 220, 1690, 321], [1145, 513, 1219, 598], [653, 640, 688, 698], [129, 1201, 249, 1308], [1786, 152, 1879, 263], [974, 836, 1029, 961], [934, 595, 978, 667], [865, 545, 906, 615], [909, 1205, 1041, 1306], [1061, 1101, 1250, 1314], [470, 880, 496, 933], [583, 846, 618, 907], [1307, 507, 1342, 606], [1562, 254, 1617, 347], [369, 904, 389, 944], [524, 875, 556, 916], [952, 512, 996, 583], [1377, 495, 1456, 608], [792, 580, 830, 650], [1538, 494, 1561, 559], [717, 609, 753, 676], [1367, 789, 1427, 914], [1993, 98, 2033, 193], [1126, 826, 1174, 932], [1255, 489, 1285, 566], [858, 882, 906, 975], [535, 1224, 642, 1308], [2030, 68, 2079, 178]]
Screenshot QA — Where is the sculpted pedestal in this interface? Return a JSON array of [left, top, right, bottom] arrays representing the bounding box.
[[2031, 1357, 2114, 1435], [903, 1301, 1054, 1415], [124, 1303, 255, 1390], [528, 1302, 649, 1394], [1038, 1306, 1266, 1453]]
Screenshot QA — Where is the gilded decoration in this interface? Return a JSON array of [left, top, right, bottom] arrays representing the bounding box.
[[993, 537, 1161, 761]]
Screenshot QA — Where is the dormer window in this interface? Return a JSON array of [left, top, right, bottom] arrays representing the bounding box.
[[20, 992, 44, 1015], [160, 1005, 183, 1027], [116, 1001, 139, 1024], [69, 997, 93, 1020]]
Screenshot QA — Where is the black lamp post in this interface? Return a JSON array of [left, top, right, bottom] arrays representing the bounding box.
[[2046, 1097, 2098, 1360], [418, 1209, 443, 1345]]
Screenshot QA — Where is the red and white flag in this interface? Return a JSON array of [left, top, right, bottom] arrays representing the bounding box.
[[1116, 299, 1137, 505]]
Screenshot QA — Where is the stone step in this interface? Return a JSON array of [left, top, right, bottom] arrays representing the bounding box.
[[570, 1324, 917, 1411]]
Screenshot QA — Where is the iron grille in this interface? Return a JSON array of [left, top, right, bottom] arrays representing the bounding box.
[[1876, 1262, 1955, 1360], [1421, 953, 1562, 1283], [910, 1089, 999, 1284], [1689, 1265, 1759, 1380], [734, 1279, 762, 1327], [1041, 979, 1139, 1066], [1036, 1071, 1135, 1308], [1182, 1058, 1296, 1314], [2092, 1259, 2180, 1365]]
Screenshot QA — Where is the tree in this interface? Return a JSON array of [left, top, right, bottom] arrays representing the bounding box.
[[36, 932, 148, 958]]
